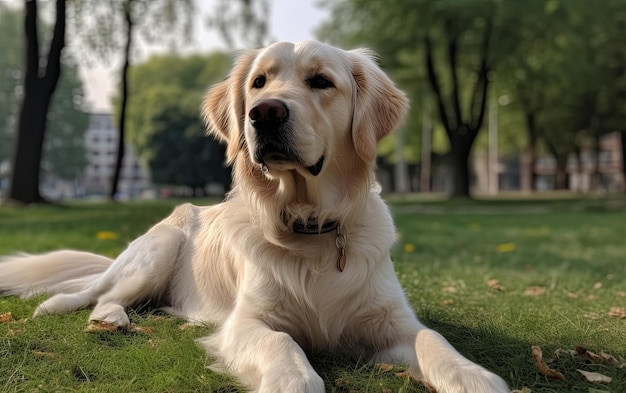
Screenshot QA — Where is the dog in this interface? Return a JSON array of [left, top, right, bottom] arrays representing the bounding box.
[[0, 41, 509, 393]]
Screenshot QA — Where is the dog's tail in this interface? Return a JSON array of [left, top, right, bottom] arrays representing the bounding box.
[[0, 250, 113, 299]]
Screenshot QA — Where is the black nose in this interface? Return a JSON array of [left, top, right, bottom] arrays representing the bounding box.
[[249, 99, 289, 131]]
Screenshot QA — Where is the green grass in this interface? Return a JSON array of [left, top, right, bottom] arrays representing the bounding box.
[[1, 197, 625, 392]]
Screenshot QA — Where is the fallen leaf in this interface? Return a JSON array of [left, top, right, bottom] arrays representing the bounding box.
[[532, 345, 567, 381], [608, 307, 626, 318], [8, 329, 23, 336], [552, 348, 577, 362], [511, 389, 532, 393], [395, 370, 410, 379], [593, 282, 603, 290], [566, 292, 580, 299], [486, 278, 506, 291], [523, 286, 547, 296], [0, 312, 12, 323], [84, 321, 119, 332], [441, 299, 454, 305], [376, 362, 394, 372], [442, 285, 458, 293], [575, 347, 626, 368], [617, 291, 626, 298], [131, 325, 155, 334], [577, 369, 612, 384]]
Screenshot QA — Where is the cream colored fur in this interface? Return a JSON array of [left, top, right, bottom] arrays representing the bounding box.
[[0, 41, 509, 393]]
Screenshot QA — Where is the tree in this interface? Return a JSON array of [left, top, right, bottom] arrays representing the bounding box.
[[146, 98, 229, 195], [319, 0, 519, 198], [71, 0, 195, 200], [207, 0, 272, 48], [119, 53, 232, 193], [8, 0, 66, 204], [1, 4, 88, 196], [499, 0, 626, 191]]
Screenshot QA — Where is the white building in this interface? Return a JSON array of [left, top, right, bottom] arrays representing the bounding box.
[[82, 113, 150, 198]]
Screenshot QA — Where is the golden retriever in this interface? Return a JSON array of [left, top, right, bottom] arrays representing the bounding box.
[[0, 41, 509, 393]]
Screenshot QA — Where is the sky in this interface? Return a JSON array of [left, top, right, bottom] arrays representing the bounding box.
[[80, 0, 329, 112]]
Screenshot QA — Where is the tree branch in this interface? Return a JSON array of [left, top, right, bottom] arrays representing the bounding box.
[[43, 0, 66, 96], [446, 20, 463, 127], [23, 0, 39, 85], [469, 18, 493, 133]]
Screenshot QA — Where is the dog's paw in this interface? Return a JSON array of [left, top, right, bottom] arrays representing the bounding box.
[[257, 368, 324, 393], [88, 303, 131, 329], [433, 364, 509, 393]]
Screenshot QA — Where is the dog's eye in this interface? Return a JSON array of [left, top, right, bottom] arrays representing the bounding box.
[[308, 74, 334, 89], [252, 76, 266, 89]]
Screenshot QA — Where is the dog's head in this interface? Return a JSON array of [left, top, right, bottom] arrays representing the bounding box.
[[203, 41, 407, 236], [204, 41, 407, 174]]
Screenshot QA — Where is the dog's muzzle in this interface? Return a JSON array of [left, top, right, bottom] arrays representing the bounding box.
[[249, 99, 324, 176]]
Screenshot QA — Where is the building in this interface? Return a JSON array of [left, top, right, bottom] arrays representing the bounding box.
[[82, 113, 150, 198]]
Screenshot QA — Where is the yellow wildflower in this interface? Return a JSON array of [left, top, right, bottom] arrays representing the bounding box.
[[496, 242, 516, 253], [97, 231, 119, 241]]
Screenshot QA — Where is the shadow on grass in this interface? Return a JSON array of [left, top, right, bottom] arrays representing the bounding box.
[[420, 315, 626, 393]]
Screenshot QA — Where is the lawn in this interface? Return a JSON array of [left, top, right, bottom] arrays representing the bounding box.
[[1, 196, 625, 392]]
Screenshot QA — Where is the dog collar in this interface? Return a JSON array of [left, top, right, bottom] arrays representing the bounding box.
[[291, 217, 339, 235], [281, 213, 346, 271], [280, 211, 338, 235]]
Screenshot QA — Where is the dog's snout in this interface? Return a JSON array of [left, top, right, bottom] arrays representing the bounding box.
[[249, 99, 289, 130]]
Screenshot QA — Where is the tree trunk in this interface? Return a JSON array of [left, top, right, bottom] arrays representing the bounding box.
[[621, 131, 626, 193], [8, 0, 65, 204], [423, 19, 492, 199], [554, 163, 568, 190], [521, 111, 538, 192], [109, 1, 133, 200], [449, 129, 474, 198]]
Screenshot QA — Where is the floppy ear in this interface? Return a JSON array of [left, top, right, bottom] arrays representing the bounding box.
[[202, 50, 258, 163], [350, 49, 409, 163]]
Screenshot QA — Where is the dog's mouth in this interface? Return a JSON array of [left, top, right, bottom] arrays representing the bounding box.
[[257, 148, 324, 177]]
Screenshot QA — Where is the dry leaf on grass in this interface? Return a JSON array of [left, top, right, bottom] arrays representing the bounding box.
[[575, 347, 626, 368], [523, 286, 547, 296], [85, 321, 119, 332], [511, 389, 532, 393], [376, 362, 394, 372], [0, 312, 12, 323], [532, 345, 567, 381], [84, 321, 155, 334], [608, 307, 626, 318], [486, 278, 506, 291], [616, 291, 626, 298], [577, 369, 612, 384]]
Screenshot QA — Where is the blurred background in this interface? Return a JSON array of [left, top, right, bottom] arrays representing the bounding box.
[[1, 0, 624, 203]]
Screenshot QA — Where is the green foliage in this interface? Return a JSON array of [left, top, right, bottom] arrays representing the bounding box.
[[1, 197, 626, 392], [318, 0, 626, 185], [0, 3, 21, 164], [70, 0, 195, 62], [118, 53, 233, 190]]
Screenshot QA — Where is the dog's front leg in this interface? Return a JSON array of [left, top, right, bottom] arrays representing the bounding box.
[[376, 328, 509, 393], [198, 318, 324, 393]]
